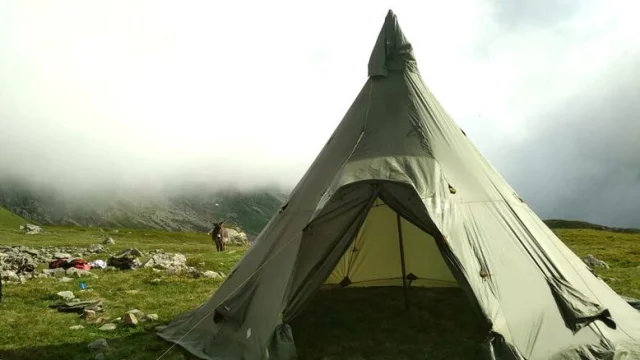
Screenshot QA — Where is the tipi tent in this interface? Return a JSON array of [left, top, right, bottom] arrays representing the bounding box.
[[158, 10, 640, 359]]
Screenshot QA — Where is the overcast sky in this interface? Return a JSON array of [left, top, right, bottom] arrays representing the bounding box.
[[0, 0, 639, 226]]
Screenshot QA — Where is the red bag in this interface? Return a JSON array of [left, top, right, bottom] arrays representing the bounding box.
[[69, 259, 90, 271], [49, 259, 67, 269]]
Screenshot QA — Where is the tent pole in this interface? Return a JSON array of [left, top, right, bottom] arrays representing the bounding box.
[[397, 213, 409, 311]]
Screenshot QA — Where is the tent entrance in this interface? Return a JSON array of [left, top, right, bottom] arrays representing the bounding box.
[[325, 197, 458, 291], [284, 181, 467, 321], [289, 191, 483, 359]]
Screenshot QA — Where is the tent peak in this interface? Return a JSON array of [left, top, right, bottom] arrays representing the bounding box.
[[368, 9, 416, 77]]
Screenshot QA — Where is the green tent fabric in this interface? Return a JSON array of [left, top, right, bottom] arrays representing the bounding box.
[[158, 10, 640, 360]]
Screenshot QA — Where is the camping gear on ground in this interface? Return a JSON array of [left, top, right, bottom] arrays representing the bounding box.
[[49, 259, 68, 269], [49, 258, 90, 271], [89, 260, 107, 269], [107, 252, 141, 270], [157, 10, 640, 360], [69, 258, 90, 271]]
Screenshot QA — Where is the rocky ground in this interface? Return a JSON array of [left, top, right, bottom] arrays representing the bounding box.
[[1, 243, 227, 285], [1, 224, 232, 286]]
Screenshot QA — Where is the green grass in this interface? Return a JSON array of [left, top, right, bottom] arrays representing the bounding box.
[[0, 224, 638, 360], [544, 219, 640, 233], [0, 206, 29, 229], [554, 228, 640, 298]]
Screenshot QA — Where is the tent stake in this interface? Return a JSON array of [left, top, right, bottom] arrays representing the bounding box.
[[397, 213, 409, 311]]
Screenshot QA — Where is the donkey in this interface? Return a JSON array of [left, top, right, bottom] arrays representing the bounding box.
[[211, 220, 228, 252]]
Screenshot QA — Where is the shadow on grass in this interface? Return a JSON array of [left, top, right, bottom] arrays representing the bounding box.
[[0, 330, 196, 360], [1, 287, 486, 360], [292, 287, 487, 360]]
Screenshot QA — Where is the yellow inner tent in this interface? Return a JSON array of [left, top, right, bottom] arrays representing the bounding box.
[[325, 198, 458, 288]]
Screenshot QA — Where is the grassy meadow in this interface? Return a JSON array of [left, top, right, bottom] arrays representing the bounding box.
[[0, 216, 638, 360]]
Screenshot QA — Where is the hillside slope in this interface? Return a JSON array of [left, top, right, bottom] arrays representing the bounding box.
[[0, 205, 29, 228], [2, 177, 638, 237], [0, 180, 287, 235]]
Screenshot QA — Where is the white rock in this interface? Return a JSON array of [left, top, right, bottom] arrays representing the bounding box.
[[0, 270, 19, 282], [21, 224, 42, 235], [582, 254, 610, 269], [127, 309, 146, 319], [99, 323, 117, 331], [144, 314, 159, 322], [56, 291, 75, 301], [202, 271, 223, 280]]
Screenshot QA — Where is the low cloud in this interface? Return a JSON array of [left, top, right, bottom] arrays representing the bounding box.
[[499, 53, 640, 227], [0, 1, 638, 226]]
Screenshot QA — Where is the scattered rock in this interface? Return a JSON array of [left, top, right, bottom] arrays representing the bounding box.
[[66, 267, 98, 278], [99, 323, 117, 331], [186, 267, 202, 278], [20, 224, 42, 235], [54, 252, 72, 259], [58, 276, 73, 283], [582, 254, 610, 269], [124, 290, 140, 295], [69, 325, 84, 330], [93, 316, 110, 325], [202, 270, 224, 280], [123, 313, 139, 327], [51, 299, 104, 314], [44, 268, 66, 277], [81, 309, 97, 320], [118, 248, 144, 257], [144, 314, 159, 322], [150, 278, 161, 284], [87, 338, 109, 351], [144, 253, 187, 272], [88, 244, 104, 253], [226, 228, 249, 246], [127, 309, 146, 319], [1, 270, 19, 282], [103, 237, 115, 245], [56, 291, 76, 301]]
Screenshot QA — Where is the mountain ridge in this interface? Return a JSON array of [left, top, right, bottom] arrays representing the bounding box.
[[0, 179, 288, 236], [2, 179, 639, 236]]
